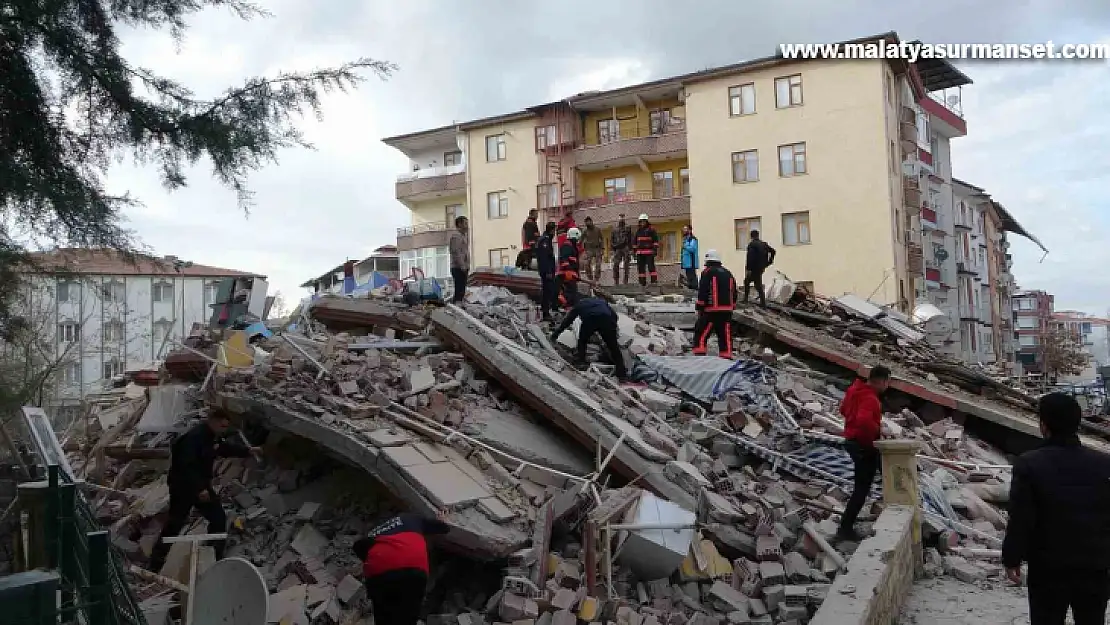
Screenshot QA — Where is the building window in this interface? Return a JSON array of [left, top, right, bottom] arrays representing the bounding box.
[[488, 248, 511, 268], [485, 134, 506, 162], [103, 359, 123, 380], [486, 191, 509, 219], [778, 143, 807, 177], [57, 280, 76, 303], [152, 280, 173, 303], [731, 150, 759, 182], [604, 177, 627, 203], [782, 211, 811, 246], [445, 204, 462, 225], [443, 150, 462, 166], [680, 168, 690, 196], [1014, 298, 1035, 311], [652, 171, 674, 198], [734, 217, 762, 250], [62, 362, 80, 385], [102, 280, 126, 303], [597, 119, 619, 144], [400, 246, 450, 280], [1017, 316, 1038, 329], [1018, 335, 1038, 347], [104, 319, 124, 342], [153, 318, 173, 345], [659, 232, 678, 262], [728, 83, 756, 116], [649, 109, 671, 135], [537, 184, 559, 210], [535, 125, 556, 151], [58, 322, 80, 343], [775, 74, 803, 108], [204, 280, 220, 305]]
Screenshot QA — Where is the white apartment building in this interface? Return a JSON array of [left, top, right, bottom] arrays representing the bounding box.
[[1053, 311, 1110, 382], [21, 249, 262, 421]]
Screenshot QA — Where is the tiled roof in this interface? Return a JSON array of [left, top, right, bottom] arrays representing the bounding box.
[[27, 248, 262, 278]]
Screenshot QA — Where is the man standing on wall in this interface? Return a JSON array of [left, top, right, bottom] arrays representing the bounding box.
[[837, 366, 889, 542], [743, 229, 776, 306], [610, 213, 632, 285], [633, 213, 659, 287], [449, 216, 470, 304], [518, 209, 540, 270], [580, 216, 603, 282], [536, 221, 558, 321]]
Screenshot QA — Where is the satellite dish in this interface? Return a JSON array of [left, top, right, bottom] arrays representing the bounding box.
[[193, 557, 268, 625]]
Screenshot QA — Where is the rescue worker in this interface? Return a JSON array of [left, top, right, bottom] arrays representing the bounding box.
[[557, 227, 582, 307], [518, 209, 540, 269], [580, 216, 603, 281], [742, 229, 776, 306], [449, 216, 470, 303], [610, 213, 632, 285], [148, 410, 261, 573], [838, 366, 889, 542], [680, 225, 699, 290], [353, 512, 451, 625], [551, 296, 627, 380], [556, 208, 577, 249], [536, 221, 558, 320], [633, 213, 659, 286], [692, 250, 736, 359]]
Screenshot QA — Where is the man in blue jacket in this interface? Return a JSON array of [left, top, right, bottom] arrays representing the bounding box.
[[551, 296, 627, 380], [536, 221, 558, 321], [681, 225, 699, 290]]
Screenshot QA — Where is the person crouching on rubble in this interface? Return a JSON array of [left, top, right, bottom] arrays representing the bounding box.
[[148, 410, 262, 573], [551, 295, 628, 381], [353, 511, 451, 625], [837, 365, 889, 542]]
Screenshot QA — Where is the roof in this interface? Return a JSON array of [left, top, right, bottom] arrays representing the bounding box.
[[911, 49, 974, 91], [300, 249, 400, 288], [992, 201, 1048, 255], [28, 249, 262, 278]]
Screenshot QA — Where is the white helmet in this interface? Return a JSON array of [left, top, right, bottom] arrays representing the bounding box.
[[704, 249, 722, 264], [567, 227, 581, 239], [638, 213, 650, 221]]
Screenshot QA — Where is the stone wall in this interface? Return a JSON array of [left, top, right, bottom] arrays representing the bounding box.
[[810, 504, 917, 625]]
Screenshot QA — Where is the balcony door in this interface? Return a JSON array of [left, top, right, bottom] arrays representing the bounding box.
[[604, 177, 627, 204], [652, 171, 674, 199], [598, 119, 620, 144]]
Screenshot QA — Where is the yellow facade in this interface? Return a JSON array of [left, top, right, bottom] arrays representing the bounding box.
[[409, 196, 465, 227], [578, 158, 690, 200], [465, 118, 540, 267], [684, 59, 903, 305], [581, 99, 686, 145]]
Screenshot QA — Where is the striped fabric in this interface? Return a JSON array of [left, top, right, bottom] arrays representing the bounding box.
[[639, 355, 774, 402]]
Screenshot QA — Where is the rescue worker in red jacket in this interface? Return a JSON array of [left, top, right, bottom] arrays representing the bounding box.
[[353, 512, 451, 625], [556, 208, 577, 250], [633, 213, 659, 286], [837, 365, 890, 541], [557, 227, 582, 307], [692, 250, 737, 358]]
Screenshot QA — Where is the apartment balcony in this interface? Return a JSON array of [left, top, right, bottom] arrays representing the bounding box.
[[575, 121, 687, 171], [906, 242, 924, 274], [395, 163, 466, 205], [396, 221, 453, 252], [903, 176, 922, 213], [925, 266, 941, 288], [898, 107, 917, 156], [953, 216, 972, 231], [957, 261, 976, 276], [921, 206, 938, 229], [574, 191, 690, 226]]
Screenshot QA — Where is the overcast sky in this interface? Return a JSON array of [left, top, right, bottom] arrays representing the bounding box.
[[109, 2, 1110, 314]]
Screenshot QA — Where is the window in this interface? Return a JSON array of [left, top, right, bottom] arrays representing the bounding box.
[[603, 177, 627, 203], [778, 143, 807, 177], [734, 217, 762, 250], [653, 171, 674, 198], [728, 83, 756, 116], [102, 280, 125, 303], [731, 150, 759, 183], [485, 134, 506, 162], [487, 191, 509, 219], [58, 322, 79, 343], [889, 140, 898, 174], [488, 248, 511, 268], [62, 362, 80, 385], [649, 109, 671, 135], [1018, 335, 1038, 347], [103, 320, 124, 342], [775, 74, 803, 108], [659, 232, 678, 262], [782, 211, 811, 246], [204, 280, 220, 305], [680, 168, 690, 196], [930, 136, 940, 169], [597, 119, 619, 144], [445, 204, 462, 225], [153, 319, 173, 344], [443, 151, 462, 167], [535, 125, 556, 151], [400, 246, 450, 279], [1017, 316, 1038, 329], [103, 359, 123, 380], [57, 280, 75, 303], [152, 280, 173, 303], [537, 184, 559, 210]]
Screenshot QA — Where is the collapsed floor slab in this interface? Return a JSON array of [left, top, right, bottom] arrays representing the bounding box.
[[308, 297, 428, 333]]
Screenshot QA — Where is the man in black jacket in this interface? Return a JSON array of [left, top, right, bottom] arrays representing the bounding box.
[[743, 229, 776, 306], [518, 210, 541, 269], [1002, 392, 1110, 625], [551, 296, 627, 380], [148, 411, 260, 573], [692, 250, 736, 359], [536, 221, 558, 320]]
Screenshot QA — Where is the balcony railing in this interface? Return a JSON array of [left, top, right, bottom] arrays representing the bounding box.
[[921, 206, 938, 225], [573, 190, 691, 225], [397, 221, 452, 237], [576, 121, 687, 168], [396, 162, 465, 183], [395, 165, 466, 203], [396, 221, 454, 251]]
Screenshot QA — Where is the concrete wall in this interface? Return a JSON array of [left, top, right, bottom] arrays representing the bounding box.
[[811, 504, 917, 625], [684, 59, 900, 304], [409, 196, 466, 226], [466, 117, 541, 268]]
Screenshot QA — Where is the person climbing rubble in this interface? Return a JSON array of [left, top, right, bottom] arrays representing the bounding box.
[[837, 365, 889, 542], [742, 229, 775, 306], [536, 221, 558, 321], [148, 410, 261, 573], [353, 511, 451, 625], [633, 213, 659, 286], [551, 296, 627, 380], [610, 213, 632, 285], [691, 249, 736, 359], [557, 227, 582, 307]]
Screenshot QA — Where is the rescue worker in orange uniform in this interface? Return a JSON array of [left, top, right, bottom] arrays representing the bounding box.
[[557, 227, 582, 308], [633, 213, 659, 286], [692, 249, 737, 359]]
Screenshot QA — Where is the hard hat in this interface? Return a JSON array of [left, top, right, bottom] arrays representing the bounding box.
[[567, 227, 581, 239], [704, 249, 722, 264], [638, 213, 649, 221]]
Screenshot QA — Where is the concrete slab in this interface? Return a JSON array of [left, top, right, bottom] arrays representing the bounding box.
[[383, 445, 434, 468], [404, 462, 491, 508], [366, 429, 411, 447]]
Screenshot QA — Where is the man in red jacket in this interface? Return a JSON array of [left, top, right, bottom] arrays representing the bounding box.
[[353, 512, 451, 625], [838, 365, 890, 541]]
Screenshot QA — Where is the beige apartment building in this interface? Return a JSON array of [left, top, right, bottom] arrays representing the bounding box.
[[383, 32, 983, 307]]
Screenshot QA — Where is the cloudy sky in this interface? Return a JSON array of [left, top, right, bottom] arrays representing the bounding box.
[[110, 1, 1110, 314]]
